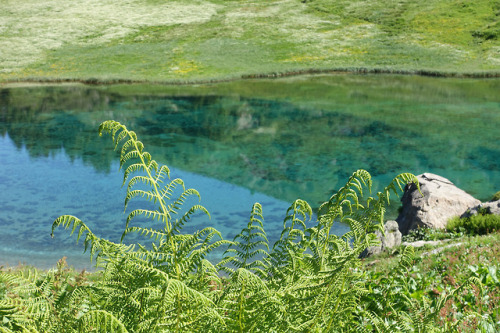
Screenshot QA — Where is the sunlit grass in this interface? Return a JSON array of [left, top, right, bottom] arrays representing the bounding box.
[[1, 0, 499, 83]]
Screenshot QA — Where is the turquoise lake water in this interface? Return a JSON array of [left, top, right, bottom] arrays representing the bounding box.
[[0, 75, 499, 269]]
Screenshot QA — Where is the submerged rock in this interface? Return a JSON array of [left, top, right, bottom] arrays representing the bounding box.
[[396, 173, 480, 235], [360, 220, 401, 258]]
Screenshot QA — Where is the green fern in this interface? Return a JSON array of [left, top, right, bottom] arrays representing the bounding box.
[[0, 258, 90, 332], [49, 120, 228, 331], [3, 120, 485, 331], [220, 203, 270, 276], [217, 267, 281, 332], [79, 310, 128, 333], [265, 199, 313, 286], [97, 120, 210, 237]]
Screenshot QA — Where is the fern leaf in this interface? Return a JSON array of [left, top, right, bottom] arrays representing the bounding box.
[[51, 215, 103, 258], [153, 165, 170, 184], [126, 175, 155, 193], [283, 199, 312, 231], [166, 188, 203, 222], [158, 178, 184, 201], [79, 310, 128, 333], [122, 226, 168, 242], [222, 203, 269, 274], [122, 163, 145, 187], [172, 204, 210, 234], [125, 208, 167, 229]]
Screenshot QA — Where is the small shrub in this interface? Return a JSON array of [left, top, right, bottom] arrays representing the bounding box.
[[447, 214, 500, 235], [402, 226, 461, 242], [491, 191, 500, 202], [403, 227, 433, 242]]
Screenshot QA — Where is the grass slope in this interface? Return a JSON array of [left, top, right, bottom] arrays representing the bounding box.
[[362, 232, 500, 329], [1, 0, 500, 83]]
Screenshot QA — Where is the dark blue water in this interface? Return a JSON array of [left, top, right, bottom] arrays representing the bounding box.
[[1, 75, 499, 269]]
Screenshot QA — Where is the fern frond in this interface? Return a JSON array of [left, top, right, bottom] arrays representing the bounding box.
[[147, 278, 224, 331], [167, 189, 206, 232], [187, 259, 222, 294], [157, 178, 184, 201], [318, 169, 372, 219], [190, 227, 226, 255], [79, 310, 128, 333], [283, 199, 312, 231], [377, 172, 420, 208], [121, 149, 142, 166], [125, 188, 157, 205], [51, 215, 102, 260], [125, 208, 166, 228], [168, 187, 201, 208], [222, 203, 270, 275], [218, 268, 275, 331], [122, 163, 145, 187], [126, 175, 156, 193], [122, 226, 168, 242], [99, 120, 123, 142], [172, 204, 210, 234], [0, 271, 40, 297], [267, 199, 313, 277], [153, 165, 170, 184]]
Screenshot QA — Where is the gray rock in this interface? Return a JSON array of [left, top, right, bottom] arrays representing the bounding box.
[[396, 173, 481, 235], [360, 220, 402, 258], [462, 200, 500, 218]]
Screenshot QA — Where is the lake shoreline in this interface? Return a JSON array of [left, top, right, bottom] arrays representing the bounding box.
[[3, 67, 500, 88]]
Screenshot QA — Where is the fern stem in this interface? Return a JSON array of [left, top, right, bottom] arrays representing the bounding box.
[[238, 282, 246, 333], [321, 225, 330, 271], [326, 274, 346, 330], [130, 135, 171, 234], [126, 124, 180, 268], [176, 292, 182, 333], [149, 285, 168, 331]]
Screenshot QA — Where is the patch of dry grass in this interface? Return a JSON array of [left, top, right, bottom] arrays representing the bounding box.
[[0, 0, 218, 73]]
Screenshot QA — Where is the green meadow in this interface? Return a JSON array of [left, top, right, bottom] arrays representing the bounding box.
[[1, 0, 500, 83]]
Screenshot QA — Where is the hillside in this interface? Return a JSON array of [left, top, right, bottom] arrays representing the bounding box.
[[1, 0, 500, 83]]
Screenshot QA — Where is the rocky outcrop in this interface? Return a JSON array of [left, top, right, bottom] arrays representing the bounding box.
[[462, 200, 500, 218], [360, 220, 402, 258], [396, 173, 481, 235]]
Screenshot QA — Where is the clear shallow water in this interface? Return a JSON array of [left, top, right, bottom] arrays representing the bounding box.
[[0, 134, 293, 269], [0, 75, 499, 269]]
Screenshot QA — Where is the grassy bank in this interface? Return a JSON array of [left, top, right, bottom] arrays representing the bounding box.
[[362, 232, 500, 330], [1, 0, 500, 84]]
